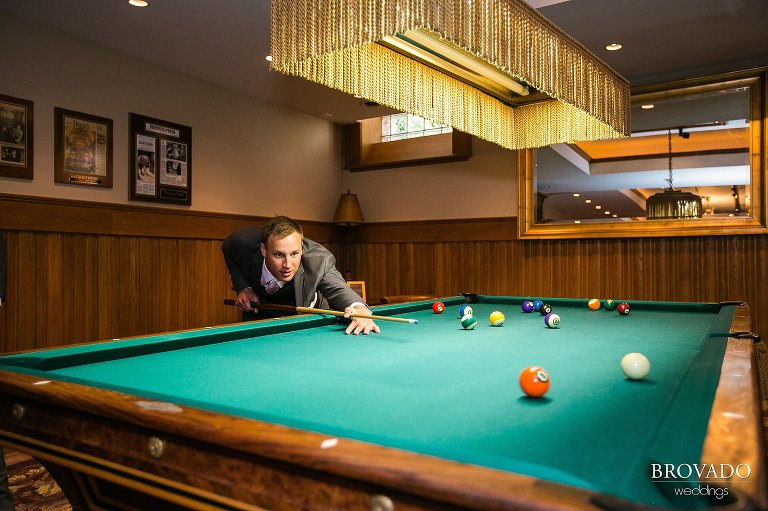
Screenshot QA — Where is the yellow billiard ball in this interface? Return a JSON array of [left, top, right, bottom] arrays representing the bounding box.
[[489, 311, 505, 326]]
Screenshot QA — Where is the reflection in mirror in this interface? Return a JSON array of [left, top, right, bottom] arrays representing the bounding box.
[[539, 81, 749, 223], [518, 68, 767, 238]]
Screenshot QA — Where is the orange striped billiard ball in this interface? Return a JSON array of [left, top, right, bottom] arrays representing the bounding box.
[[519, 366, 550, 398]]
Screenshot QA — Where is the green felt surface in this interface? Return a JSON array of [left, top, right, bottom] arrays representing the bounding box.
[[0, 296, 734, 508]]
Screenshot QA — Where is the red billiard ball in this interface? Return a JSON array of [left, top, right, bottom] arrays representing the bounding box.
[[432, 301, 445, 314], [519, 366, 550, 398], [617, 302, 631, 315]]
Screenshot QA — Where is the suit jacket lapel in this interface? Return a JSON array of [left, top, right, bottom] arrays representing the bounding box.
[[294, 264, 306, 307]]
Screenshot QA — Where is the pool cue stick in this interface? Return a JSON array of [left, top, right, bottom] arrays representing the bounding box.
[[223, 299, 418, 324]]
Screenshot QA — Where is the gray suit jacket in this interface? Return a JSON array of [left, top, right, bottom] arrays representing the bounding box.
[[221, 226, 362, 310]]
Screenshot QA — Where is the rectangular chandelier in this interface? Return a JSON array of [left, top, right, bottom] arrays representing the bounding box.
[[270, 0, 631, 151]]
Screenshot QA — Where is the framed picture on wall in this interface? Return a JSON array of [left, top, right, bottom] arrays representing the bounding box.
[[130, 113, 192, 205], [54, 107, 113, 187], [0, 94, 34, 180]]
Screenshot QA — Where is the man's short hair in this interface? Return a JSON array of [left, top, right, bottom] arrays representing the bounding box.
[[261, 216, 304, 244]]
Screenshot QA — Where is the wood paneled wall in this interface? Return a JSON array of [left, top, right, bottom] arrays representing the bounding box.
[[0, 232, 238, 352], [0, 194, 339, 353], [1, 195, 766, 352], [353, 219, 768, 340]]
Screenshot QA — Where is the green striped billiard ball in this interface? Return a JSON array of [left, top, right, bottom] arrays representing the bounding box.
[[460, 313, 478, 329]]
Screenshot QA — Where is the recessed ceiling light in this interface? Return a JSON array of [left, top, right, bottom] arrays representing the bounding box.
[[572, 193, 580, 197], [605, 43, 622, 51], [265, 55, 273, 62], [574, 220, 581, 224], [641, 104, 654, 110], [595, 205, 602, 210], [604, 211, 611, 215], [585, 199, 592, 204], [128, 0, 149, 6], [612, 214, 618, 218]]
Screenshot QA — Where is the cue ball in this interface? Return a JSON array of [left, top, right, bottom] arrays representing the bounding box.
[[621, 353, 650, 380], [489, 310, 505, 326], [459, 304, 474, 317], [617, 302, 631, 315], [588, 298, 601, 310], [539, 303, 552, 316], [432, 301, 445, 314], [544, 313, 560, 328], [521, 300, 534, 313], [460, 313, 478, 330], [519, 366, 550, 398]]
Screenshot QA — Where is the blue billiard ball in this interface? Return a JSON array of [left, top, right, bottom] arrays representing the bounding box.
[[532, 299, 544, 312], [459, 304, 474, 317]]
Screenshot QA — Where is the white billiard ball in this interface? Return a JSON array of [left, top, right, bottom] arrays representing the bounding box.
[[621, 352, 650, 380]]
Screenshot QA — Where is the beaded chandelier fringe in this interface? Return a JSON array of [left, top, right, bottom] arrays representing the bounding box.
[[271, 0, 631, 150]]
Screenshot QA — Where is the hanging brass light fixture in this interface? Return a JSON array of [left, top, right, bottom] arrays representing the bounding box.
[[270, 0, 631, 151], [646, 129, 703, 220]]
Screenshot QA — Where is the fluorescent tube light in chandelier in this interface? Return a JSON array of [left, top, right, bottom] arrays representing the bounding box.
[[646, 129, 703, 220], [270, 0, 631, 151]]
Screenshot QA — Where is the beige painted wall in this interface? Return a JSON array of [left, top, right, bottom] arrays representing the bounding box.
[[1, 14, 518, 224], [342, 137, 518, 222], [0, 14, 342, 222]]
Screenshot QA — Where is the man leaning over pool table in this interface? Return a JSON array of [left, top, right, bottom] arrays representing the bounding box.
[[222, 215, 379, 335]]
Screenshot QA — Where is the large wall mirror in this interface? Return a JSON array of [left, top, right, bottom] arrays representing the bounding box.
[[518, 68, 767, 238]]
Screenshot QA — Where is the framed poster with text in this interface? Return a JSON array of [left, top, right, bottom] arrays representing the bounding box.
[[130, 113, 192, 205], [54, 108, 113, 188], [0, 94, 34, 180]]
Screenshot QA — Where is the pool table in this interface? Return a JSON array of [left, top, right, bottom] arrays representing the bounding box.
[[0, 295, 765, 511]]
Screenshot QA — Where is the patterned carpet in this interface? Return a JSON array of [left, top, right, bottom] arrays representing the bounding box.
[[5, 452, 70, 511]]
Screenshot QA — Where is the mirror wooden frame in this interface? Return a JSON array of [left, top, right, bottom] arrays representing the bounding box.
[[517, 68, 767, 239]]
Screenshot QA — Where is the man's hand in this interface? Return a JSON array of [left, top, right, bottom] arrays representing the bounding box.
[[236, 287, 258, 312], [344, 304, 380, 335]]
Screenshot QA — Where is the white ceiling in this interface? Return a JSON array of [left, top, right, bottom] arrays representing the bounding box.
[[2, 0, 766, 124]]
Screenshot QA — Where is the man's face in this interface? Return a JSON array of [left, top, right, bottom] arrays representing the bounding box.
[[261, 232, 302, 282]]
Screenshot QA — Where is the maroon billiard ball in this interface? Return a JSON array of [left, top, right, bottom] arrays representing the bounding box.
[[617, 302, 631, 315]]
